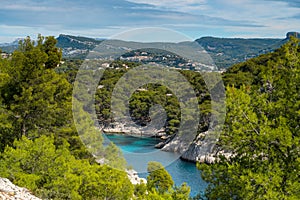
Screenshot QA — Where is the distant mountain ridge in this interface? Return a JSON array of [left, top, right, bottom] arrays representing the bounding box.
[[1, 32, 299, 69], [195, 31, 300, 68], [195, 37, 283, 68], [56, 34, 104, 58], [0, 38, 22, 53]]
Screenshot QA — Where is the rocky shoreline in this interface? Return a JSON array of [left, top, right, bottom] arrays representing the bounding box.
[[102, 122, 167, 138], [102, 123, 222, 163]]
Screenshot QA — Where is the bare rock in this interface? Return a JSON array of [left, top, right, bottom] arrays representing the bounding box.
[[126, 169, 147, 185], [154, 142, 165, 149], [0, 178, 41, 200], [103, 122, 166, 137], [161, 134, 191, 154], [181, 143, 202, 162]]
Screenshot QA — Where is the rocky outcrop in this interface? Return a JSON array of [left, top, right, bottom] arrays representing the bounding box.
[[154, 135, 173, 149], [154, 142, 165, 149], [181, 144, 232, 163], [161, 130, 207, 155], [161, 134, 191, 154], [162, 131, 232, 163], [103, 122, 231, 164], [181, 143, 203, 162], [126, 169, 147, 185], [102, 122, 166, 137], [96, 158, 147, 185], [179, 132, 205, 162], [0, 178, 41, 200]]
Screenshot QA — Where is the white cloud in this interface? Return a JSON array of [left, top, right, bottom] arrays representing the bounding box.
[[127, 0, 208, 12], [0, 0, 299, 43], [0, 1, 74, 12], [210, 0, 300, 20], [1, 4, 50, 11], [0, 24, 133, 43]]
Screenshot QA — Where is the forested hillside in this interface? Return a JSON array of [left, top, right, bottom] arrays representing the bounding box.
[[196, 32, 300, 69], [0, 35, 299, 199], [199, 37, 300, 199], [93, 62, 212, 135], [0, 36, 193, 199], [2, 32, 299, 69]]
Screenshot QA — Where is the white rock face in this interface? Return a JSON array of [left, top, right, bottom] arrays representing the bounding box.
[[180, 132, 209, 162], [161, 130, 201, 154], [181, 142, 203, 162], [0, 178, 41, 200], [161, 134, 191, 154], [163, 131, 228, 163], [102, 122, 166, 137], [126, 169, 147, 185]]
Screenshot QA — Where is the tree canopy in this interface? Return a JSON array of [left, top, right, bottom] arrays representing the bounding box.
[[1, 34, 298, 199], [0, 35, 193, 200], [0, 135, 134, 200], [199, 37, 300, 199]]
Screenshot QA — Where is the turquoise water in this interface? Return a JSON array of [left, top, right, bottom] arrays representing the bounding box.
[[104, 134, 207, 197]]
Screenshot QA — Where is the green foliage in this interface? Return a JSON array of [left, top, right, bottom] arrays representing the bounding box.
[[2, 33, 298, 200], [0, 62, 14, 150], [141, 162, 191, 200], [172, 183, 191, 200], [199, 37, 300, 199], [0, 35, 94, 161], [72, 98, 104, 158], [0, 35, 148, 200], [39, 35, 62, 69], [147, 161, 174, 194], [196, 36, 284, 68], [95, 65, 211, 135], [0, 36, 71, 140], [55, 59, 83, 83], [0, 135, 134, 200], [134, 182, 148, 198], [104, 142, 127, 170]]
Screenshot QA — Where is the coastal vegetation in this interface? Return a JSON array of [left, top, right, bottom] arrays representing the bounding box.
[[3, 33, 296, 70], [0, 35, 193, 199], [199, 37, 300, 199], [94, 64, 211, 135], [0, 34, 299, 199]]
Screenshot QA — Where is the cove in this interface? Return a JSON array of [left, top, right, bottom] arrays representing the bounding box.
[[104, 134, 207, 197]]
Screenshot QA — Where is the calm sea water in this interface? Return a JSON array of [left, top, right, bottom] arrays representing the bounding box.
[[104, 134, 207, 197]]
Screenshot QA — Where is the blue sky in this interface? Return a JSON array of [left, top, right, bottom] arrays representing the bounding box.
[[0, 0, 299, 42]]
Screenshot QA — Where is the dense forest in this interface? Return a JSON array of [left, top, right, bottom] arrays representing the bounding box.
[[92, 62, 211, 135], [0, 36, 192, 199], [0, 35, 299, 199], [199, 37, 300, 199]]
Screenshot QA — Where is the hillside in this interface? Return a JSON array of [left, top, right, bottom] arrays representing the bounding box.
[[198, 35, 300, 200], [196, 32, 299, 69], [0, 32, 299, 68], [196, 37, 282, 69], [0, 39, 20, 53], [0, 34, 299, 199], [56, 34, 104, 58]]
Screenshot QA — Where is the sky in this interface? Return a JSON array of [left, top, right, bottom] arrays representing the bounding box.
[[0, 0, 299, 43]]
